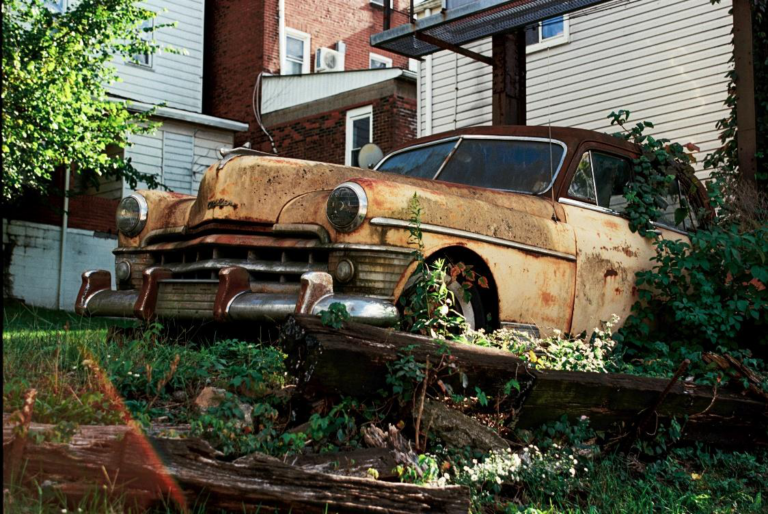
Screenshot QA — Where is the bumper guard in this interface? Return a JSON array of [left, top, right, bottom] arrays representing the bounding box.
[[75, 266, 399, 327]]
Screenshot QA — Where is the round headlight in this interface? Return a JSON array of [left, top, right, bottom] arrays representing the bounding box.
[[326, 182, 368, 232], [116, 194, 148, 236]]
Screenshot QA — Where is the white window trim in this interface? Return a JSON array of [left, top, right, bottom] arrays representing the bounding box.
[[48, 0, 67, 13], [346, 105, 373, 166], [282, 27, 311, 75], [526, 15, 570, 54], [369, 52, 393, 69], [128, 17, 155, 69]]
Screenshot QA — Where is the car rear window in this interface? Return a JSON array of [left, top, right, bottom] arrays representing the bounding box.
[[437, 139, 565, 194], [377, 141, 456, 179]]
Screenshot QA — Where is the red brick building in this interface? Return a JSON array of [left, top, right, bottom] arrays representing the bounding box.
[[204, 0, 418, 165]]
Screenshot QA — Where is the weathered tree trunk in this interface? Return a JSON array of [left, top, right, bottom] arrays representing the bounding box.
[[282, 316, 768, 448], [2, 417, 469, 513]]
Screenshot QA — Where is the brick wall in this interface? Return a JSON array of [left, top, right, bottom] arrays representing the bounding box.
[[204, 0, 411, 122], [253, 92, 417, 164], [5, 179, 119, 236]]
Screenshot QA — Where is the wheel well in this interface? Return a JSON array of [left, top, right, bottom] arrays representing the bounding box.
[[427, 246, 500, 330]]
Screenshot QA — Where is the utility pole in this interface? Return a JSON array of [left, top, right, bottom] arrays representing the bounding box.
[[491, 30, 526, 126], [732, 0, 757, 184]]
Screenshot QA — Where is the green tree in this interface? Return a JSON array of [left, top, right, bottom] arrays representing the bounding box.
[[1, 0, 175, 203]]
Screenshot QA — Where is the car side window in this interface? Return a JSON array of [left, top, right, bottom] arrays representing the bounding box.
[[567, 151, 631, 213], [567, 152, 596, 203], [591, 152, 632, 213]]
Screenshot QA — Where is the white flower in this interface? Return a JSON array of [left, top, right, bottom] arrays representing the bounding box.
[[569, 467, 576, 477], [583, 467, 588, 472], [495, 476, 502, 484]]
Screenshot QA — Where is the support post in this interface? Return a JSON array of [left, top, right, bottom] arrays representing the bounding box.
[[732, 0, 757, 184], [492, 30, 526, 126]]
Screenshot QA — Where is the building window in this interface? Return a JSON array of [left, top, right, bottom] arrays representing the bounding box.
[[283, 28, 311, 75], [370, 53, 393, 69], [525, 15, 569, 53], [131, 18, 154, 67], [346, 105, 373, 167], [49, 0, 66, 12]]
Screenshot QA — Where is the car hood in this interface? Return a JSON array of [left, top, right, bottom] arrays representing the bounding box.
[[186, 154, 564, 228]]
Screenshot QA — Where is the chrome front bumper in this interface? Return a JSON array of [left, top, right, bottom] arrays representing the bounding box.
[[75, 266, 400, 327]]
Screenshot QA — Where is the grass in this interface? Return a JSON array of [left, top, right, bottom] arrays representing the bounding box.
[[3, 301, 767, 514]]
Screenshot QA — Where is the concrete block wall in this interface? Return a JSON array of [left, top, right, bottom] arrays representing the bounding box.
[[3, 219, 116, 311]]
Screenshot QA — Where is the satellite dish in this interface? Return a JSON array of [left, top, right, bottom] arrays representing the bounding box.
[[358, 143, 384, 169]]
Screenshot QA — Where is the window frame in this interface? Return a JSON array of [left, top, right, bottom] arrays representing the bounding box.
[[526, 15, 570, 54], [346, 105, 374, 167], [282, 27, 311, 75], [562, 149, 632, 214], [129, 17, 155, 69], [369, 53, 393, 69]]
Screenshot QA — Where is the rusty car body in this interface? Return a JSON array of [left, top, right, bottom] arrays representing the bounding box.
[[75, 126, 697, 336]]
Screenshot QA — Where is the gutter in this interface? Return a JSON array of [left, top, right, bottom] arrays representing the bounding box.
[[112, 98, 249, 132]]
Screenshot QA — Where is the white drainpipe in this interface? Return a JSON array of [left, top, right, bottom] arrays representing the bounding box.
[[278, 0, 286, 74], [56, 165, 71, 310], [424, 8, 433, 136]]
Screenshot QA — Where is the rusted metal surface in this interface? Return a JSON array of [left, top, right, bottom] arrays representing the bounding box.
[[214, 267, 251, 322], [134, 267, 173, 321], [84, 125, 706, 335], [561, 204, 673, 335], [74, 270, 111, 316]]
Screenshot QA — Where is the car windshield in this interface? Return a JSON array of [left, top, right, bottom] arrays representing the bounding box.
[[378, 138, 565, 194], [376, 140, 456, 179]]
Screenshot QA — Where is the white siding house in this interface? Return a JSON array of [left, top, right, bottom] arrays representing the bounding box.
[[4, 0, 247, 311], [417, 0, 733, 177]]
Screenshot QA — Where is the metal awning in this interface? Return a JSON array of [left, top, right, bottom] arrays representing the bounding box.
[[371, 0, 614, 59]]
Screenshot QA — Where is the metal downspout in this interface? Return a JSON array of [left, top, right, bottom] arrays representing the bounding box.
[[278, 0, 286, 74], [424, 7, 433, 136], [56, 165, 71, 310]]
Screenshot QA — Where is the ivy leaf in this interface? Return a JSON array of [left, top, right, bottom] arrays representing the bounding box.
[[474, 387, 488, 407]]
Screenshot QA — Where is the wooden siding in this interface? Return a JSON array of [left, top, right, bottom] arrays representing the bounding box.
[[419, 0, 733, 176], [108, 0, 204, 113], [125, 120, 234, 196]]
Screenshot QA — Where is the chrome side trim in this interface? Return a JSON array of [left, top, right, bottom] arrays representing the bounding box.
[[370, 217, 576, 262], [652, 221, 689, 237], [115, 242, 414, 255], [559, 198, 690, 237], [164, 258, 327, 276], [559, 197, 619, 216], [328, 243, 413, 254]]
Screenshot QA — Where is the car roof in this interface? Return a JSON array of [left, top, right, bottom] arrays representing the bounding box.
[[391, 125, 639, 155]]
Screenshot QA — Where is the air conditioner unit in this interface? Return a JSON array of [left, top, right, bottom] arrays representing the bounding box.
[[316, 47, 345, 73]]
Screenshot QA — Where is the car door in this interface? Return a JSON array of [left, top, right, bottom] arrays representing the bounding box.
[[558, 143, 688, 335]]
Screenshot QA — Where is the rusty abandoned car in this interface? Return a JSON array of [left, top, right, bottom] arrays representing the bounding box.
[[75, 126, 701, 336]]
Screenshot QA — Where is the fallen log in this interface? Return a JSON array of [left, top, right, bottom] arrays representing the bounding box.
[[521, 368, 768, 447], [2, 418, 469, 513], [281, 315, 535, 404], [282, 316, 768, 447]]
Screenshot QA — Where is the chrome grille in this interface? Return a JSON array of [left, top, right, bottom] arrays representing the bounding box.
[[329, 250, 413, 298]]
